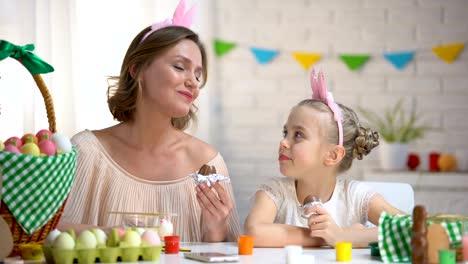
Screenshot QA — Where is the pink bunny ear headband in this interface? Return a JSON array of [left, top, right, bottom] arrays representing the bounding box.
[[310, 68, 343, 146], [139, 0, 196, 45]]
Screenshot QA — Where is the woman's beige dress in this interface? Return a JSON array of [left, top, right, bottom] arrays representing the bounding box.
[[61, 130, 241, 242]]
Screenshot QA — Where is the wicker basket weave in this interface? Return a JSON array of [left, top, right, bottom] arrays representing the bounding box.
[[0, 54, 66, 254]]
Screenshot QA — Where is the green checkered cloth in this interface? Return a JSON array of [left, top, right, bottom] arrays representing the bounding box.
[[378, 212, 463, 263], [0, 147, 77, 234]]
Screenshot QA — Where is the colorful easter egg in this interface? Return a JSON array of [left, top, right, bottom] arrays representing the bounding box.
[[51, 133, 72, 154], [21, 133, 38, 145], [5, 144, 21, 153], [53, 232, 75, 249], [45, 229, 62, 245], [159, 219, 174, 238], [141, 230, 161, 246], [20, 142, 40, 156], [76, 230, 97, 249], [91, 228, 107, 246], [122, 230, 141, 247], [39, 139, 56, 156], [36, 129, 52, 142], [5, 136, 22, 148]]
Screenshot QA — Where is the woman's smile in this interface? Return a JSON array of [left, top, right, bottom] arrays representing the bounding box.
[[177, 90, 193, 101]]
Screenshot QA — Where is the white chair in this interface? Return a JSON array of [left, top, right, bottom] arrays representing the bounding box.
[[365, 181, 415, 214]]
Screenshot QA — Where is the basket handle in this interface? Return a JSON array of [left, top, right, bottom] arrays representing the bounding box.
[[0, 40, 56, 132], [32, 75, 56, 133]]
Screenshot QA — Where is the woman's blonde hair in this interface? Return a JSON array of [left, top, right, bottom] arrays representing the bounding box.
[[297, 99, 379, 172], [107, 26, 207, 130]]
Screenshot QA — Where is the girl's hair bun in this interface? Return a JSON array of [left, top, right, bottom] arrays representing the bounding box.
[[353, 127, 379, 160]]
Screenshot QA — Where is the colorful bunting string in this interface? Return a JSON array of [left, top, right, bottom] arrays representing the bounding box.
[[432, 43, 465, 64], [291, 52, 321, 70], [383, 51, 415, 70], [249, 47, 279, 64], [214, 40, 236, 57], [212, 39, 466, 72], [339, 55, 370, 71]]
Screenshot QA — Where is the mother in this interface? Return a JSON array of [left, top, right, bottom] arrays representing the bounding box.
[[58, 1, 241, 242]]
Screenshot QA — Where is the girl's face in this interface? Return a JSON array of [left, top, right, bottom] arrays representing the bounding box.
[[138, 39, 203, 118], [278, 105, 329, 178]]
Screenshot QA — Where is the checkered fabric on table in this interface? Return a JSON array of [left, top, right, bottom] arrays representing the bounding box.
[[378, 212, 463, 263], [0, 147, 77, 234]]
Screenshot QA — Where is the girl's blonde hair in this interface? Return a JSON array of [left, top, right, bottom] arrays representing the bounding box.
[[107, 26, 207, 131], [297, 99, 379, 172]]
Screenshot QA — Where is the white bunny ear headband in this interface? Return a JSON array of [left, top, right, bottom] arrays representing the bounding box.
[[139, 0, 196, 45], [310, 68, 343, 146]]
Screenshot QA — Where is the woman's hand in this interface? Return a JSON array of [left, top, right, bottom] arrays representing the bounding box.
[[196, 182, 233, 242], [305, 206, 344, 247]]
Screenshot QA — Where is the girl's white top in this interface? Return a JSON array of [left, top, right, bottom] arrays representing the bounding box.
[[257, 177, 376, 227]]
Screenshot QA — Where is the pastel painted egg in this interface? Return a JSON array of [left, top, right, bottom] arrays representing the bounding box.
[[76, 230, 97, 249], [21, 133, 38, 145], [4, 144, 20, 153], [36, 129, 52, 142], [39, 139, 56, 156], [90, 228, 107, 246], [0, 139, 4, 151], [20, 142, 40, 156], [158, 219, 174, 238], [45, 229, 61, 245], [53, 232, 75, 249], [141, 230, 161, 246], [5, 136, 22, 148], [122, 230, 141, 247], [51, 133, 73, 154]]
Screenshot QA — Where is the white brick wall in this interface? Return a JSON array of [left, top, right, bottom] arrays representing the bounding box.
[[212, 0, 468, 227]]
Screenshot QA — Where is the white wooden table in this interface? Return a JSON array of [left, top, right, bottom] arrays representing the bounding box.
[[2, 242, 381, 264]]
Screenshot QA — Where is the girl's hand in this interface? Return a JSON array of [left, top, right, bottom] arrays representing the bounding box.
[[196, 182, 233, 241], [305, 206, 344, 247]]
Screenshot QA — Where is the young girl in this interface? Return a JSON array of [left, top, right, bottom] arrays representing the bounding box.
[[244, 69, 405, 248]]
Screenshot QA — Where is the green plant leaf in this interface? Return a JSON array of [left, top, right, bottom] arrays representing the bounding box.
[[358, 107, 386, 130], [358, 98, 430, 143]]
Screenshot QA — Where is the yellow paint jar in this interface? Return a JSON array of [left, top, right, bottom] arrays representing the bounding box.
[[335, 242, 352, 262]]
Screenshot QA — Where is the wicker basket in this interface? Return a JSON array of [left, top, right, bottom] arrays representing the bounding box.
[[0, 52, 72, 255]]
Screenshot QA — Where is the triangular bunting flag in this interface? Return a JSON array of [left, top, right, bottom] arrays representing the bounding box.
[[214, 39, 237, 57], [339, 55, 370, 71], [432, 43, 465, 64], [291, 52, 321, 70], [384, 51, 415, 70], [249, 47, 279, 64]]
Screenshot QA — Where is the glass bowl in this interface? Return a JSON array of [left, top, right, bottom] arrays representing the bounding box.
[[108, 212, 176, 232]]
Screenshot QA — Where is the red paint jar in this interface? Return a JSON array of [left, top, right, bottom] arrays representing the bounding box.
[[164, 235, 180, 254], [429, 152, 440, 172]]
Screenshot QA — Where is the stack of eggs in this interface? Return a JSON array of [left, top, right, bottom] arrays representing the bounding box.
[[43, 228, 162, 264]]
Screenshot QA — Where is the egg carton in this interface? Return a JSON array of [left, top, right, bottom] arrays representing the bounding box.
[[43, 245, 162, 264]]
